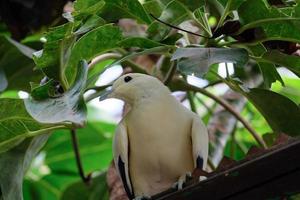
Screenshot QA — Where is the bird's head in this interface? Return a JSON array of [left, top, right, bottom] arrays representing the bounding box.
[[99, 73, 168, 104]]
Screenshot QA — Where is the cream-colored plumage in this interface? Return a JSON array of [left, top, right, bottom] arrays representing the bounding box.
[[100, 73, 208, 199]]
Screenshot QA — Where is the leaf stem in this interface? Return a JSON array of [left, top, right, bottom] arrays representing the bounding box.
[[187, 91, 197, 113], [88, 53, 121, 69], [149, 13, 211, 39], [163, 61, 177, 85], [71, 129, 91, 185]]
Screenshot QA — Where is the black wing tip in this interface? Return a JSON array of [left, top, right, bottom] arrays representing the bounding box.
[[118, 156, 135, 199], [196, 156, 204, 169]]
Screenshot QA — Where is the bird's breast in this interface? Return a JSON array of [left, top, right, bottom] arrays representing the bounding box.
[[125, 102, 194, 196]]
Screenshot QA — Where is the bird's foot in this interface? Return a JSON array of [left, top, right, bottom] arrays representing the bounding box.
[[172, 172, 192, 190], [133, 195, 151, 200]]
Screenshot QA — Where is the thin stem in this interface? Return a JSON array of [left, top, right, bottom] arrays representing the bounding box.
[[88, 53, 121, 69], [225, 62, 229, 77], [163, 61, 177, 85], [71, 129, 91, 184], [187, 91, 197, 113], [180, 81, 267, 149], [230, 124, 237, 159], [149, 13, 211, 39], [195, 95, 214, 115]]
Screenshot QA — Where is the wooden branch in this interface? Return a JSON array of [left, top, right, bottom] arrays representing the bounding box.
[[152, 139, 300, 200]]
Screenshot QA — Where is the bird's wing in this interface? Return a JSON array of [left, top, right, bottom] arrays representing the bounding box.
[[113, 121, 134, 199], [191, 116, 209, 169]]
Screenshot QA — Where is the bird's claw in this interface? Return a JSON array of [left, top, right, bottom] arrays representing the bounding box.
[[172, 172, 192, 190], [133, 195, 151, 200]]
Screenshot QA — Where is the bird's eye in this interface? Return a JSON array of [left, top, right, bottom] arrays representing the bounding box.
[[124, 76, 132, 83]]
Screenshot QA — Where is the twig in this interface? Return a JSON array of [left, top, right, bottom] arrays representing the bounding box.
[[88, 53, 122, 69], [195, 95, 214, 115], [71, 129, 91, 184], [163, 61, 177, 85], [187, 91, 197, 113], [178, 80, 267, 149], [149, 13, 211, 39]]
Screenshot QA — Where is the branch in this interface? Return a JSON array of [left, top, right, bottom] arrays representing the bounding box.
[[71, 129, 91, 184], [149, 14, 211, 39], [88, 53, 121, 69], [173, 79, 267, 149]]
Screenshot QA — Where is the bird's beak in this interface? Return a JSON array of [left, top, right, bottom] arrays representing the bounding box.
[[99, 89, 114, 101]]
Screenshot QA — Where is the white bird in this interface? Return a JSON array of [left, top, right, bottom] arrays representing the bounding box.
[[99, 73, 208, 200]]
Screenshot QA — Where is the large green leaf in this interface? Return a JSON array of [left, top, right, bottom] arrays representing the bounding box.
[[73, 0, 105, 20], [33, 23, 75, 87], [61, 173, 109, 200], [23, 121, 115, 200], [44, 121, 114, 173], [66, 24, 123, 84], [246, 44, 283, 88], [237, 0, 300, 42], [118, 37, 165, 49], [258, 62, 283, 88], [100, 0, 152, 24], [0, 134, 49, 200], [23, 174, 80, 200], [260, 50, 300, 77], [0, 36, 42, 92], [74, 15, 106, 35], [147, 0, 191, 41], [171, 47, 249, 77], [0, 99, 64, 153], [246, 88, 300, 137], [142, 0, 164, 18], [24, 61, 88, 126]]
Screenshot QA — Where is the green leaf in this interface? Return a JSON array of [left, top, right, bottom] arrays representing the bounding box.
[[147, 0, 191, 41], [66, 24, 123, 84], [74, 15, 106, 35], [73, 0, 105, 20], [24, 61, 88, 126], [193, 6, 212, 36], [0, 99, 64, 153], [44, 121, 114, 173], [101, 0, 152, 24], [0, 135, 49, 200], [23, 174, 80, 200], [237, 0, 300, 42], [272, 77, 300, 105], [61, 173, 109, 200], [0, 68, 8, 92], [217, 0, 246, 15], [246, 44, 283, 88], [142, 0, 164, 18], [171, 47, 249, 77], [0, 36, 43, 92], [261, 50, 300, 77], [246, 88, 300, 137], [258, 62, 284, 88], [33, 23, 75, 87], [118, 37, 165, 49]]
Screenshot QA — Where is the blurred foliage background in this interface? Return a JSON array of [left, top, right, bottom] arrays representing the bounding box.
[[0, 0, 300, 199]]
